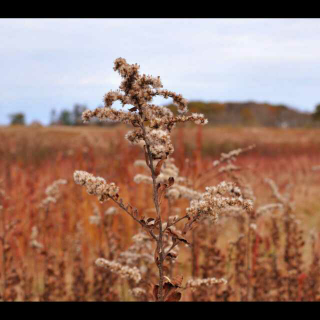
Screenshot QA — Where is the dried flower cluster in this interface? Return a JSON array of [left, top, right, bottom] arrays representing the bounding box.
[[118, 232, 153, 267], [89, 204, 101, 225], [40, 179, 67, 207], [105, 207, 118, 216], [81, 57, 207, 160], [186, 277, 228, 289], [213, 145, 255, 168], [187, 181, 253, 223], [256, 203, 284, 217], [130, 287, 147, 298], [73, 170, 119, 202], [29, 226, 43, 250], [95, 258, 141, 284]]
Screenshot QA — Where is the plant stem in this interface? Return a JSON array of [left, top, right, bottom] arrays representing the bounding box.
[[140, 122, 165, 301]]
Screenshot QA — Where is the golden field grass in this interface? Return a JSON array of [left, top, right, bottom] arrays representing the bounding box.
[[0, 124, 320, 301]]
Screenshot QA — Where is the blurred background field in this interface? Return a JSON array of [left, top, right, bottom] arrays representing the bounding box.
[[1, 123, 320, 301]]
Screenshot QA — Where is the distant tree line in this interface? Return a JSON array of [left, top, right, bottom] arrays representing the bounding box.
[[50, 104, 87, 126], [50, 104, 118, 127], [8, 102, 320, 127], [166, 101, 320, 128], [9, 113, 25, 125], [313, 104, 320, 122]]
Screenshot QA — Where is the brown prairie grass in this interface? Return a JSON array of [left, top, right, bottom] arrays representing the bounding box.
[[0, 124, 320, 301]]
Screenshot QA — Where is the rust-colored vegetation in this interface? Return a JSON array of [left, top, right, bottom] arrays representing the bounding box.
[[1, 124, 320, 301]]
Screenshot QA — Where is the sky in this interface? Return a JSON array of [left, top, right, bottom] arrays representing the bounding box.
[[0, 18, 320, 125]]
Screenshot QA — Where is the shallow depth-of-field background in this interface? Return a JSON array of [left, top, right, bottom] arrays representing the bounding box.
[[1, 124, 320, 301]]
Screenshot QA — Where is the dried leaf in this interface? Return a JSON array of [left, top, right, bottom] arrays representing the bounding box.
[[165, 291, 181, 302], [153, 284, 159, 301], [163, 282, 175, 300], [168, 177, 174, 187], [166, 252, 178, 260], [157, 183, 168, 205], [166, 228, 190, 245], [171, 275, 183, 287], [155, 159, 165, 177], [147, 218, 155, 224], [153, 280, 178, 301], [154, 248, 159, 264], [129, 106, 138, 112]]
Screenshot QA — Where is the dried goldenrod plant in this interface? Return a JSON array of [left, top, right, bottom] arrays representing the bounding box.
[[73, 58, 254, 301]]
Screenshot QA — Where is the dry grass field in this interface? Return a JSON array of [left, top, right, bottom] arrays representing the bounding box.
[[0, 124, 320, 301]]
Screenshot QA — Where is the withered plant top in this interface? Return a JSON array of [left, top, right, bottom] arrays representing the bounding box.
[[82, 57, 207, 160]]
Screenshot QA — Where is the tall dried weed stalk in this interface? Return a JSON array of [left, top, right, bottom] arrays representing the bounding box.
[[73, 58, 254, 301]]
